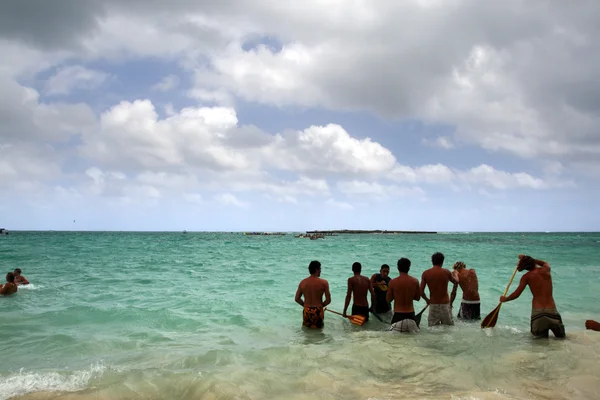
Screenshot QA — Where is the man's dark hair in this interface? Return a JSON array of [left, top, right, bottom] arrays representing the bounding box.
[[6, 272, 15, 283], [352, 262, 362, 273], [380, 264, 390, 271], [518, 256, 536, 272], [432, 252, 445, 266], [397, 258, 411, 273], [14, 268, 21, 274], [308, 260, 321, 274]]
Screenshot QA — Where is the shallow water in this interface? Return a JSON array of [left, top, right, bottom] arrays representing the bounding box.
[[1, 231, 600, 399]]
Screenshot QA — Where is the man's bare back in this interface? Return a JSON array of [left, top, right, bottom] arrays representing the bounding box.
[[421, 267, 458, 304], [502, 258, 556, 309], [387, 274, 420, 313], [451, 266, 480, 303], [348, 275, 371, 307], [296, 276, 330, 307], [500, 255, 564, 338]]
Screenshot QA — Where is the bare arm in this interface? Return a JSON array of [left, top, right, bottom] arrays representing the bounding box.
[[519, 254, 550, 270], [501, 275, 528, 302], [536, 259, 550, 270], [449, 269, 459, 284], [323, 281, 331, 308], [369, 282, 376, 311], [420, 273, 429, 304], [343, 279, 352, 316], [294, 284, 304, 307], [450, 283, 458, 307], [414, 280, 421, 301], [386, 283, 394, 304]]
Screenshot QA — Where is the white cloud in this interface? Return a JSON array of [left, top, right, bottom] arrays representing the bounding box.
[[79, 99, 398, 181], [45, 65, 109, 95], [4, 1, 600, 171], [183, 193, 203, 204], [336, 181, 426, 201], [0, 77, 96, 141], [325, 198, 354, 210], [152, 74, 180, 92], [459, 164, 549, 190], [421, 136, 455, 149], [389, 163, 572, 190], [214, 193, 249, 208], [390, 164, 456, 185], [263, 124, 397, 176]]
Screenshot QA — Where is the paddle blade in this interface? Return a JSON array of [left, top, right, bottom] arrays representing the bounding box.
[[348, 315, 367, 326], [414, 304, 429, 328], [481, 303, 502, 328]]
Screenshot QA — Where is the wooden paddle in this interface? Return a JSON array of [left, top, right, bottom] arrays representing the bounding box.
[[414, 304, 430, 328], [325, 309, 367, 326], [481, 265, 519, 329]]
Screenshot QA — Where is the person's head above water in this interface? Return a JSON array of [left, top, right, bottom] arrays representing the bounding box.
[[380, 264, 390, 279], [397, 258, 411, 273], [432, 252, 445, 266], [308, 260, 321, 275], [517, 255, 536, 272], [6, 272, 15, 283], [453, 261, 466, 271], [13, 268, 22, 276], [352, 262, 362, 274]]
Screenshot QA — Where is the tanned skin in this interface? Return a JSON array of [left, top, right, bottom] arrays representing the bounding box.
[[421, 265, 459, 305], [295, 267, 331, 308], [450, 264, 480, 307], [343, 273, 374, 317], [387, 272, 420, 313], [500, 255, 556, 309]]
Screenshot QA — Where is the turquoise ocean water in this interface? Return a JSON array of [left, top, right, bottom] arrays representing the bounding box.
[[1, 231, 600, 400]]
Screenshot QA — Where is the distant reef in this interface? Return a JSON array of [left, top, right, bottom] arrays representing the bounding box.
[[305, 229, 436, 235]]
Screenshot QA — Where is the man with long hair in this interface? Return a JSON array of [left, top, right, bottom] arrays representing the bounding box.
[[500, 255, 565, 338]]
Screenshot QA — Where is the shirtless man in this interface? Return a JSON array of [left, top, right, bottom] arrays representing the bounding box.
[[0, 272, 18, 296], [13, 268, 29, 285], [386, 258, 421, 332], [295, 260, 331, 329], [343, 262, 375, 322], [450, 262, 480, 321], [370, 264, 392, 315], [500, 255, 565, 338], [420, 252, 459, 327]]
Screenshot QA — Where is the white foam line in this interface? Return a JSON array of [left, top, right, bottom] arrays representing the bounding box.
[[0, 363, 106, 400]]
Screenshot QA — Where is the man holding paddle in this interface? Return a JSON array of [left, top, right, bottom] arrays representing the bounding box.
[[500, 255, 565, 338], [295, 260, 332, 329], [386, 257, 422, 332], [420, 252, 459, 327], [343, 262, 375, 322]]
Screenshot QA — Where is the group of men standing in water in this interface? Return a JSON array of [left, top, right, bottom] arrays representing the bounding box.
[[295, 252, 569, 338], [1, 268, 29, 296]]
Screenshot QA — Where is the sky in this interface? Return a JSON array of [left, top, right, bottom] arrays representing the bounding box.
[[1, 0, 600, 232]]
